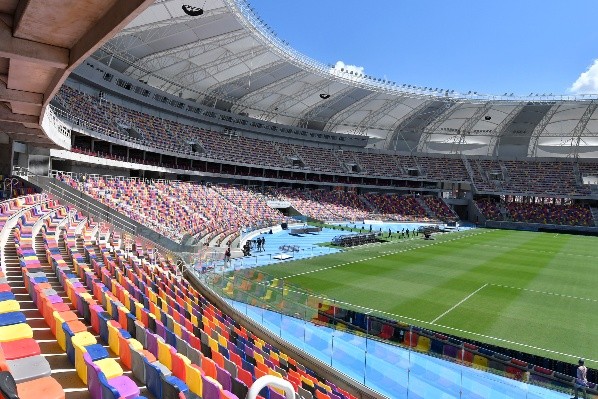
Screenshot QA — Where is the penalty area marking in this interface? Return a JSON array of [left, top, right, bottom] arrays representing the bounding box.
[[430, 283, 488, 324]]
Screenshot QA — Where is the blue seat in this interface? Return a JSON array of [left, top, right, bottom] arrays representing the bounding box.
[[143, 357, 164, 399], [85, 343, 110, 361], [0, 312, 26, 327], [98, 311, 111, 343], [0, 292, 16, 302], [164, 327, 176, 348], [161, 374, 189, 399]]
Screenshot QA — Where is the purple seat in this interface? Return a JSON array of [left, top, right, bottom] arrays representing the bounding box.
[[46, 294, 63, 304], [155, 321, 166, 340], [215, 364, 231, 391], [100, 375, 141, 399], [269, 388, 285, 399], [443, 344, 458, 358], [146, 332, 159, 358], [85, 352, 140, 399], [201, 375, 222, 399]]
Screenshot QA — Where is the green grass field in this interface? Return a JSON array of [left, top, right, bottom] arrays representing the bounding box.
[[252, 228, 598, 367]]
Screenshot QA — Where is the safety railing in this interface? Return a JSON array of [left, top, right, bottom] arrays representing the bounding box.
[[41, 105, 72, 149], [198, 268, 579, 399]]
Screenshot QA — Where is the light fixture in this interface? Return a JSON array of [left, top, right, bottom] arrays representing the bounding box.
[[182, 5, 203, 16]]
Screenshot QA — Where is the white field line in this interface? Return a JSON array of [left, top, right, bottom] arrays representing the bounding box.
[[430, 283, 488, 324], [490, 283, 598, 303], [280, 230, 490, 279], [470, 242, 598, 259], [315, 294, 596, 363]]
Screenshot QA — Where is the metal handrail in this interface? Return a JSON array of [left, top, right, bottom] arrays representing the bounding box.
[[39, 178, 137, 236], [247, 376, 295, 399]]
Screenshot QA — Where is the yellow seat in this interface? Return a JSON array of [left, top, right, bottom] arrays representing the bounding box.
[[254, 339, 264, 350], [185, 363, 203, 396], [79, 292, 93, 303], [261, 290, 272, 301], [473, 354, 489, 370], [157, 339, 173, 371], [173, 322, 182, 338], [208, 337, 218, 354], [223, 282, 234, 296], [148, 291, 157, 305], [0, 300, 20, 314], [415, 336, 431, 352], [107, 322, 121, 354], [0, 323, 33, 342], [94, 357, 124, 380], [254, 352, 264, 364], [53, 312, 67, 350], [72, 333, 99, 382], [134, 302, 143, 320], [129, 338, 143, 351], [217, 334, 227, 348]]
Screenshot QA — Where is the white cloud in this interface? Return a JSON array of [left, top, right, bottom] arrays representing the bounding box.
[[570, 59, 598, 94], [331, 60, 365, 78]]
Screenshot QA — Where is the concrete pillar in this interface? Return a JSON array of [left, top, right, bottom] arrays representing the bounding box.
[[0, 134, 12, 177]]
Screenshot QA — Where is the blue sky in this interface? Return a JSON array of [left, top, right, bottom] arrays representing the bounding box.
[[247, 0, 598, 96]]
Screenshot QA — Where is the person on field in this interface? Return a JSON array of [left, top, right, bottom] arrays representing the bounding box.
[[224, 247, 231, 266], [573, 358, 588, 399]]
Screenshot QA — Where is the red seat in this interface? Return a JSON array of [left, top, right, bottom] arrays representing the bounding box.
[[378, 324, 394, 340], [403, 331, 418, 347], [0, 339, 41, 360]]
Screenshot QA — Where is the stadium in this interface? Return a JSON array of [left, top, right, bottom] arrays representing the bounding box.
[[0, 0, 597, 398]]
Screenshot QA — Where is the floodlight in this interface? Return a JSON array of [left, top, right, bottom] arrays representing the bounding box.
[[182, 5, 203, 16]]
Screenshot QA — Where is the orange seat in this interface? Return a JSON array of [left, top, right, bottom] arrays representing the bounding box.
[[17, 376, 65, 399]]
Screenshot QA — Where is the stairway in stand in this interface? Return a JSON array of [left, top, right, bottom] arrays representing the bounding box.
[[3, 231, 89, 398], [415, 196, 436, 219], [51, 232, 154, 399]]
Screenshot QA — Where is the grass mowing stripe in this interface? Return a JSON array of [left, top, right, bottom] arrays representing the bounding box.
[[277, 229, 491, 279], [314, 293, 596, 363], [247, 228, 598, 365]]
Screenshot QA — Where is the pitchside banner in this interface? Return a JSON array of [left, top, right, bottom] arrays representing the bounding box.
[[267, 201, 291, 208]]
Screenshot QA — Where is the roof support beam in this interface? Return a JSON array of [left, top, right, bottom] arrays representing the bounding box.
[[0, 120, 44, 136], [0, 103, 38, 123], [0, 80, 43, 105], [69, 0, 154, 67], [43, 0, 153, 114], [0, 19, 69, 69]]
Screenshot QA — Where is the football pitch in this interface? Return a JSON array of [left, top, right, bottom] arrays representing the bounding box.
[[252, 228, 598, 367]]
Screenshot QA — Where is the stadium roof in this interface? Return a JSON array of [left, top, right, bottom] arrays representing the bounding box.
[[89, 0, 598, 157]]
